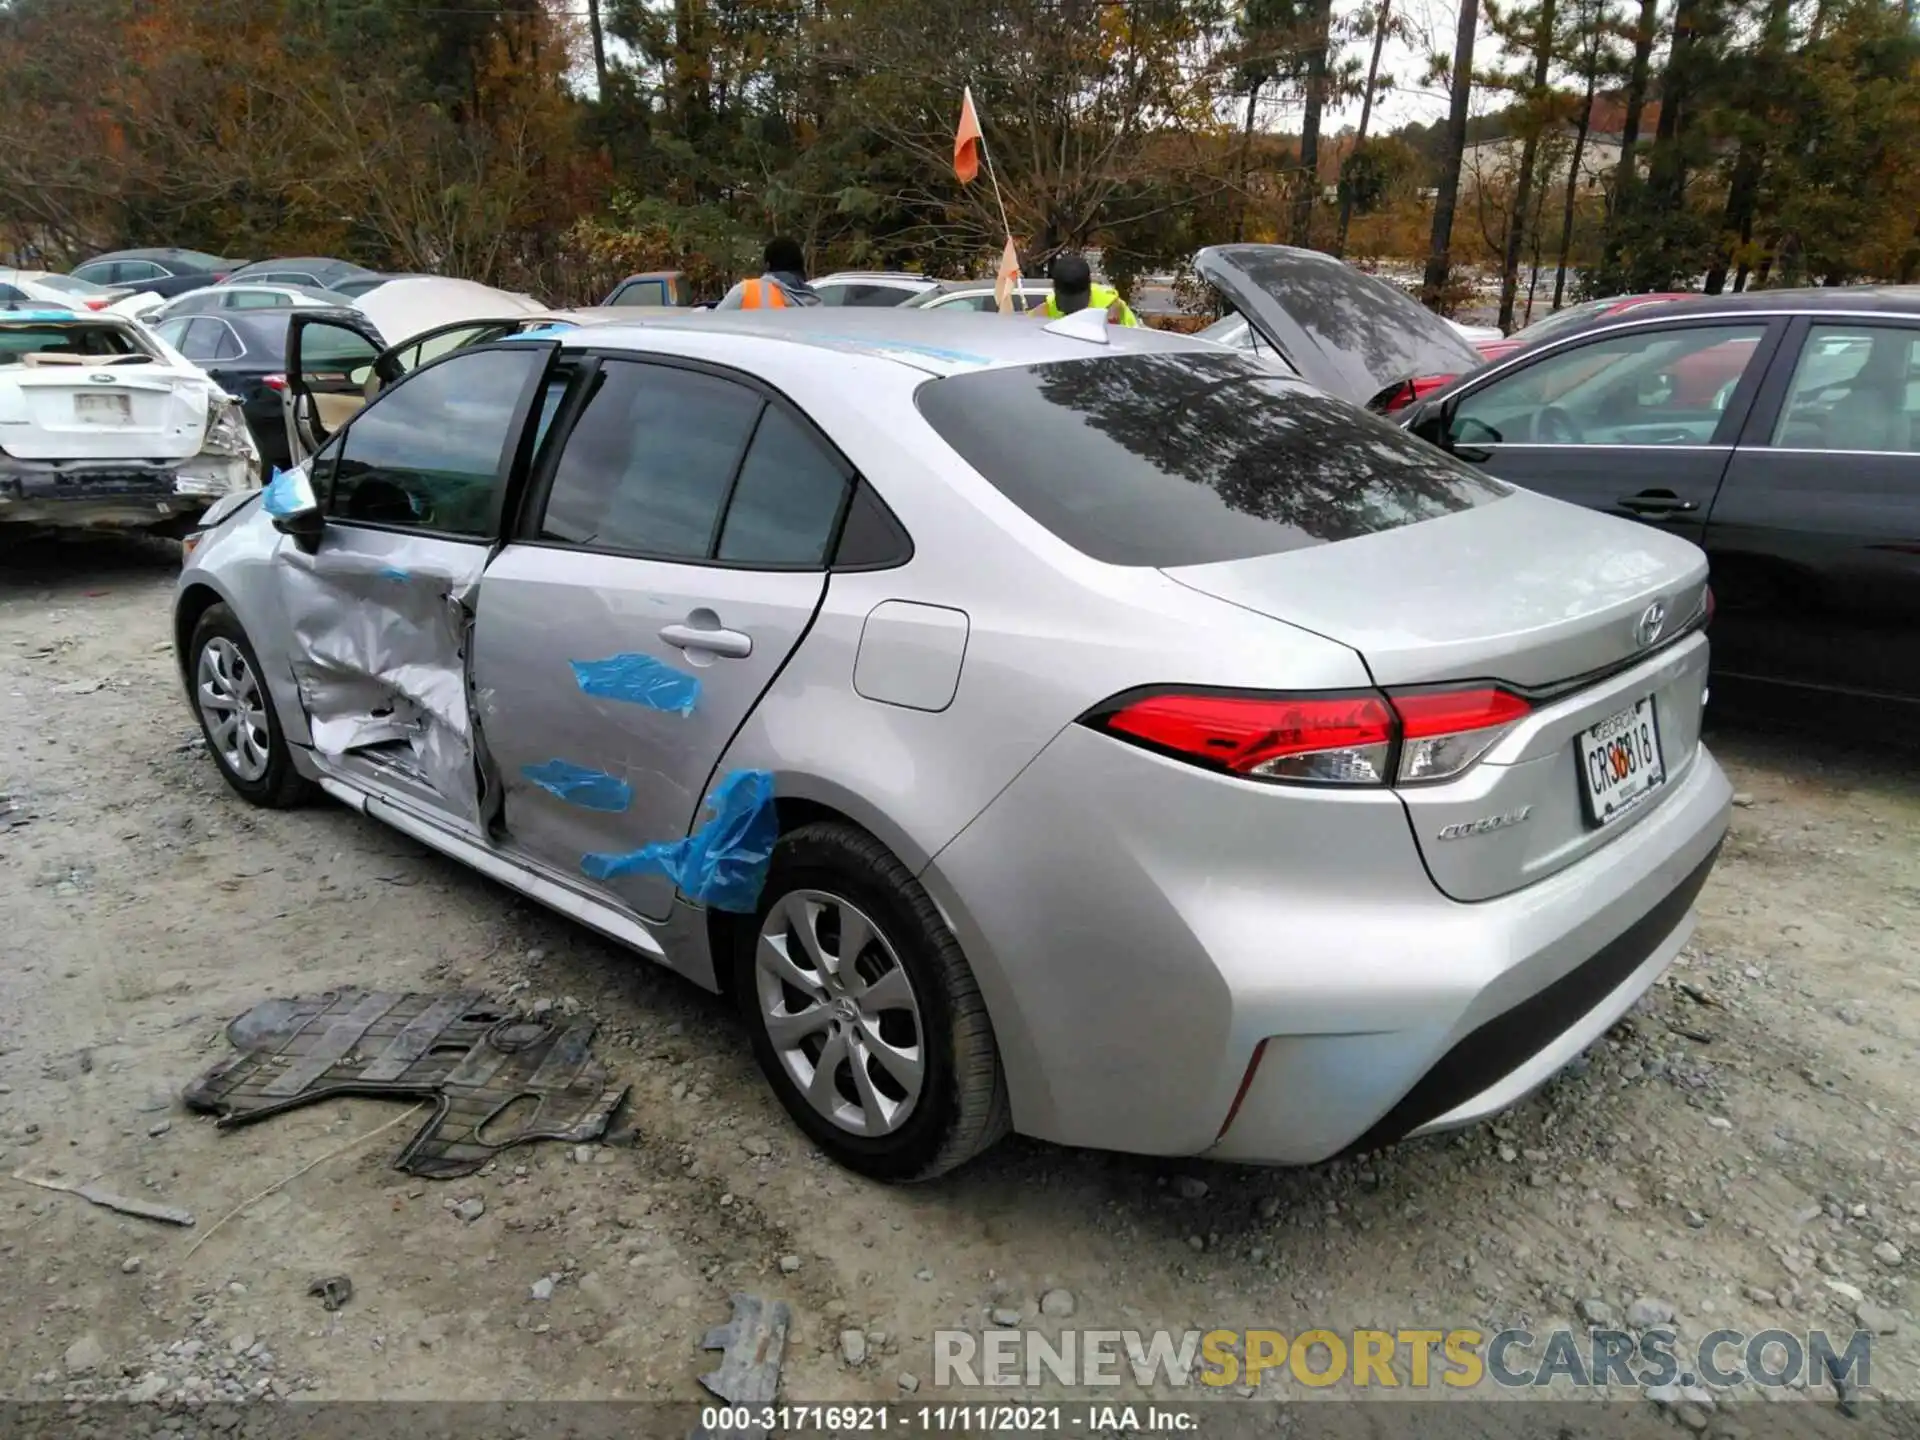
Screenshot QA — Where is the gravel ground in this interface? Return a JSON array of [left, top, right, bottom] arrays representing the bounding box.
[[1, 532, 1916, 1427]]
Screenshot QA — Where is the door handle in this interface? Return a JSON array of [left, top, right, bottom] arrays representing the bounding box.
[[1617, 491, 1698, 517], [659, 622, 752, 659]]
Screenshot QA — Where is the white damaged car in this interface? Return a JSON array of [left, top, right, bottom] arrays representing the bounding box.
[[0, 306, 260, 535]]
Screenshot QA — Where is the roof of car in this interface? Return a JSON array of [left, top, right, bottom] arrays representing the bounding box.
[[83, 248, 230, 268], [228, 256, 373, 277], [921, 279, 1051, 295], [1554, 286, 1920, 333], [815, 272, 939, 285], [558, 306, 1214, 376]]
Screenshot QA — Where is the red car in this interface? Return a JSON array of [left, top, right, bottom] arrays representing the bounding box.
[[1474, 293, 1692, 364]]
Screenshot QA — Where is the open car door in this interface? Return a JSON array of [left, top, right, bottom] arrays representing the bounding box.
[[284, 311, 549, 466]]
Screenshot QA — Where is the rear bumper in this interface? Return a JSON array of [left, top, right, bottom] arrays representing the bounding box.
[[919, 721, 1732, 1164], [0, 454, 244, 528]]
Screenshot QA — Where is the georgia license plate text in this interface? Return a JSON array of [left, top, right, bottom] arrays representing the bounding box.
[[1579, 697, 1665, 825]]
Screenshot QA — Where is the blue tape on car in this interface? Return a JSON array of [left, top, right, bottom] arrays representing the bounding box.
[[520, 759, 633, 813], [580, 769, 776, 912], [570, 653, 700, 716], [380, 567, 410, 583], [261, 467, 301, 518]]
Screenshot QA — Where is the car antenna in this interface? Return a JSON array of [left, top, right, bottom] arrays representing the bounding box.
[[1042, 306, 1111, 345]]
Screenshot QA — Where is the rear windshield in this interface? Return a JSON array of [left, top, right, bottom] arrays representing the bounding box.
[[915, 351, 1507, 567], [0, 320, 152, 365]]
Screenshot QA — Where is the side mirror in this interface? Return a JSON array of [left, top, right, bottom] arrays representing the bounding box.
[[261, 466, 323, 553]]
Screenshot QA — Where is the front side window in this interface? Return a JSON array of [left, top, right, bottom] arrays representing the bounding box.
[[916, 351, 1506, 567], [536, 360, 762, 558], [613, 279, 666, 305], [1771, 324, 1920, 453], [1448, 323, 1766, 447], [327, 347, 543, 536], [72, 261, 114, 284], [299, 322, 380, 380]]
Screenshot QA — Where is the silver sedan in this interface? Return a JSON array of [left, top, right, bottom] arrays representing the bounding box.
[[172, 308, 1731, 1180]]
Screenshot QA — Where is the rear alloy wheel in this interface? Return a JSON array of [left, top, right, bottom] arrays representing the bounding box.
[[189, 603, 313, 808], [737, 823, 1010, 1180]]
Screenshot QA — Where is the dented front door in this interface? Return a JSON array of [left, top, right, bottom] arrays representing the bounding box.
[[276, 343, 559, 829]]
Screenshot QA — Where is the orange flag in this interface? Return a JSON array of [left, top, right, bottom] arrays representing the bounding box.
[[993, 236, 1021, 314], [954, 87, 983, 186]]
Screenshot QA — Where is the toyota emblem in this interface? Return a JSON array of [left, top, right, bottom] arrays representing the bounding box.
[[1635, 600, 1668, 648]]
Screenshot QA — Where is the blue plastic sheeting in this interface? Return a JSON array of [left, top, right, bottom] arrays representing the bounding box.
[[380, 567, 411, 583], [261, 467, 303, 518], [581, 769, 776, 912], [570, 652, 700, 716], [505, 323, 577, 341], [520, 759, 633, 813]]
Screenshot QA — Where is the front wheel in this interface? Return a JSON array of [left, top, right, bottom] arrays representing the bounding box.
[[735, 822, 1010, 1181], [188, 603, 313, 808]]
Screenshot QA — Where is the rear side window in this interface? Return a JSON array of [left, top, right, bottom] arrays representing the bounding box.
[[716, 406, 851, 565], [915, 352, 1506, 567], [537, 360, 762, 558]]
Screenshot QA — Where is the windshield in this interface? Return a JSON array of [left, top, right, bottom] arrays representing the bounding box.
[[32, 274, 113, 298], [916, 351, 1505, 567], [0, 319, 153, 365]]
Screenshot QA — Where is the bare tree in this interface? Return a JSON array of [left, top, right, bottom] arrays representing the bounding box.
[[1423, 0, 1482, 309]]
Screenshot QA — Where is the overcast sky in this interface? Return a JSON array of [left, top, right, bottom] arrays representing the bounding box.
[[1314, 0, 1503, 133]]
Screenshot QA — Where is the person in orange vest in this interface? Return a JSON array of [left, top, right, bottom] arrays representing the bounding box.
[[714, 238, 821, 310]]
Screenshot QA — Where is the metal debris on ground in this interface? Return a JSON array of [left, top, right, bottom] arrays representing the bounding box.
[[182, 988, 628, 1179], [690, 1293, 791, 1440], [10, 1171, 196, 1227], [308, 1275, 353, 1311]]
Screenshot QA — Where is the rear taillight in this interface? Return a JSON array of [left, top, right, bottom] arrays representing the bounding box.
[[1082, 684, 1531, 787], [1390, 686, 1531, 783], [1370, 374, 1458, 414], [260, 373, 288, 391], [85, 298, 110, 311], [1703, 585, 1715, 627]]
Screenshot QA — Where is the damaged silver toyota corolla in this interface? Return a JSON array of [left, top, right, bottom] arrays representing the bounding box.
[[1, 307, 259, 534], [172, 308, 1732, 1182]]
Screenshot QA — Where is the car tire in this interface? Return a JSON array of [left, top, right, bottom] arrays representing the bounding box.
[[735, 821, 1011, 1181], [188, 602, 313, 809]]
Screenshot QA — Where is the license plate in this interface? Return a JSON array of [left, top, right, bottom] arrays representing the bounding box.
[[1578, 697, 1665, 826], [75, 393, 131, 423]]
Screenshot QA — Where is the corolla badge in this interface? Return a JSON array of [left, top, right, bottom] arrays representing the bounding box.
[[1635, 600, 1668, 648], [1436, 805, 1533, 841]]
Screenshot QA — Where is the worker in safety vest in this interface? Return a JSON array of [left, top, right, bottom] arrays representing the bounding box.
[[715, 238, 821, 310], [1036, 252, 1139, 326]]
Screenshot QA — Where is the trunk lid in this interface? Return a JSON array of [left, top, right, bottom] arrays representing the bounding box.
[[1193, 244, 1485, 406], [0, 356, 212, 462], [1163, 489, 1712, 901]]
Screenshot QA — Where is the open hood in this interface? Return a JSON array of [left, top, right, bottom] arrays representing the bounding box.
[[352, 276, 547, 350], [1193, 245, 1484, 406]]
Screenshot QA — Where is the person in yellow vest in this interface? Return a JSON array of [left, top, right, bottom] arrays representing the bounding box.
[[1036, 252, 1140, 326], [715, 238, 821, 310]]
